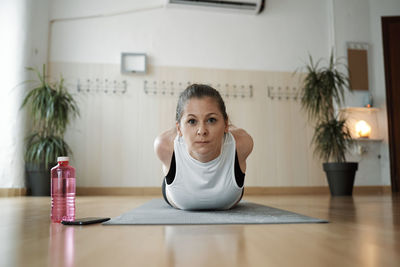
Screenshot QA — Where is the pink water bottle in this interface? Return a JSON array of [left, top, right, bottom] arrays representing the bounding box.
[[51, 156, 76, 223]]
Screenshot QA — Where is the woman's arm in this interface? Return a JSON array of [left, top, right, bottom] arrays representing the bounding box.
[[154, 127, 176, 175], [229, 125, 254, 172]]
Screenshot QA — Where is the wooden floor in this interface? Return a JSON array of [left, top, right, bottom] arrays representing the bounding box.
[[1, 193, 399, 267]]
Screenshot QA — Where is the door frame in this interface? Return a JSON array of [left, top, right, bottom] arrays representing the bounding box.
[[382, 16, 400, 193]]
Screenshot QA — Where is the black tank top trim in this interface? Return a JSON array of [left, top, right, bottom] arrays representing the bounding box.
[[234, 151, 245, 188], [165, 151, 176, 185], [165, 150, 245, 187]]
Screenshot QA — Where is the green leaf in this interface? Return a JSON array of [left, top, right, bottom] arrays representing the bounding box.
[[297, 51, 353, 162], [21, 64, 80, 167]]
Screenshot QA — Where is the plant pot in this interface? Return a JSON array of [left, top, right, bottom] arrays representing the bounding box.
[[323, 162, 358, 196], [25, 162, 56, 196]]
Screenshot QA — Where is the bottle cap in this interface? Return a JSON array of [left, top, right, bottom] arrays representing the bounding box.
[[57, 156, 69, 162]]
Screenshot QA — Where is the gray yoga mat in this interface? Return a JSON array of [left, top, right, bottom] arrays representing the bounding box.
[[103, 199, 328, 225]]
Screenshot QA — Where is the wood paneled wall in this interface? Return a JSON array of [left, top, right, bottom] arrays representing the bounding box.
[[49, 62, 326, 187]]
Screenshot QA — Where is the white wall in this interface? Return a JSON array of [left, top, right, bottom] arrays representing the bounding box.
[[48, 0, 331, 188], [368, 0, 400, 184], [333, 0, 371, 108], [333, 0, 400, 185], [45, 0, 399, 188], [50, 0, 329, 70], [0, 0, 50, 188], [2, 1, 398, 190]]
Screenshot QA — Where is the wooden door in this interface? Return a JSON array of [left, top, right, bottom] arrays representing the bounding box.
[[382, 16, 400, 193]]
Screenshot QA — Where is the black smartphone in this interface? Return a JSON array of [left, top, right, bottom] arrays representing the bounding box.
[[61, 217, 110, 225]]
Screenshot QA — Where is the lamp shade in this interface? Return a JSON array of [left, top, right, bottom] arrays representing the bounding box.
[[339, 107, 380, 140], [355, 120, 371, 138]]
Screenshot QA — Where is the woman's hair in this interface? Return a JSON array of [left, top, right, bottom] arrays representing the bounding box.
[[176, 84, 228, 123]]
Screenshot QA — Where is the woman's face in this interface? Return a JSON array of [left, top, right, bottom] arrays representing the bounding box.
[[176, 97, 228, 162]]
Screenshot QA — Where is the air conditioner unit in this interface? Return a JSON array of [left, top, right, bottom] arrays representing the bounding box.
[[166, 0, 265, 15]]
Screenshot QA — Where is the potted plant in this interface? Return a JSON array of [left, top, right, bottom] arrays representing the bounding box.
[[298, 52, 358, 196], [21, 65, 79, 196]]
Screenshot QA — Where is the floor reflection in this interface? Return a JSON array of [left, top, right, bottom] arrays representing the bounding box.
[[164, 225, 246, 267], [0, 198, 24, 267], [392, 193, 400, 227], [328, 196, 358, 222], [49, 223, 75, 267]]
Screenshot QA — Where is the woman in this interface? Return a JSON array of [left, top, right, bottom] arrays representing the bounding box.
[[154, 84, 253, 210]]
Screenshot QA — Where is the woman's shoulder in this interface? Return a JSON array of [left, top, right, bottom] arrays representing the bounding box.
[[229, 127, 254, 160], [154, 128, 176, 166]]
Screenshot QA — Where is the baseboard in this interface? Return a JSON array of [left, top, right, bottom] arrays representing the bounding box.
[[245, 186, 330, 195], [244, 186, 392, 195], [1, 186, 391, 197], [0, 188, 27, 197], [75, 186, 392, 196], [353, 186, 392, 194], [76, 187, 161, 196]]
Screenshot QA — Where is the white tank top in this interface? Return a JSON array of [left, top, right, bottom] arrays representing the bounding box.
[[165, 132, 243, 210]]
